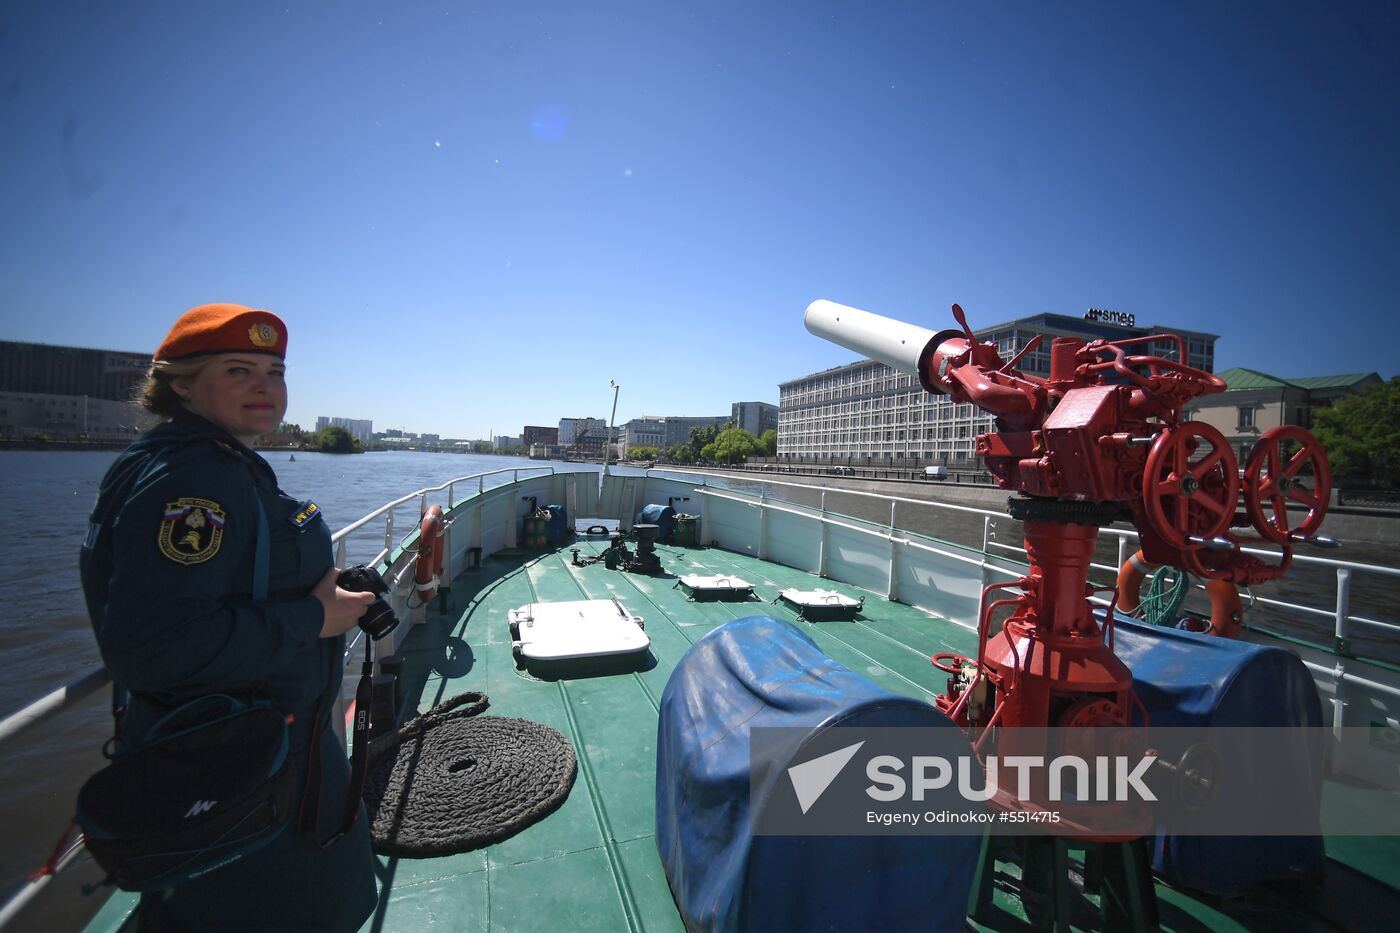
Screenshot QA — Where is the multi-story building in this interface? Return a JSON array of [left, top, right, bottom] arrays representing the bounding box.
[[0, 339, 151, 400], [522, 425, 559, 447], [1186, 368, 1382, 463], [558, 417, 606, 447], [731, 401, 778, 437], [315, 416, 373, 443], [619, 418, 666, 458], [0, 391, 158, 441], [661, 415, 730, 449], [778, 310, 1219, 465], [0, 339, 156, 440]]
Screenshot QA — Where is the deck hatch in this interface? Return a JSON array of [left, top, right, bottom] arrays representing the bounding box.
[[507, 598, 650, 662]]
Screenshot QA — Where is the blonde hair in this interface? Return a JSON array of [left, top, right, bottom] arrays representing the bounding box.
[[135, 357, 212, 418]]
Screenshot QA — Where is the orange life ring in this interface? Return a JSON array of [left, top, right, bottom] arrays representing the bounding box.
[[1115, 550, 1155, 616], [415, 505, 446, 603], [1203, 579, 1243, 639], [1115, 550, 1242, 638]]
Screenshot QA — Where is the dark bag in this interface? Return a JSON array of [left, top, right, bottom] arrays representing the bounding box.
[[76, 694, 296, 891]]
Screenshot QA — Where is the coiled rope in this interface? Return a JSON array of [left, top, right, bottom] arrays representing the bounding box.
[[362, 692, 577, 856], [1140, 565, 1191, 627]]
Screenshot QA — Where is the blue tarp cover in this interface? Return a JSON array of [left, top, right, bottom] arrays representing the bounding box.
[[543, 505, 569, 545], [1113, 615, 1326, 895], [656, 616, 980, 933], [636, 503, 676, 542]]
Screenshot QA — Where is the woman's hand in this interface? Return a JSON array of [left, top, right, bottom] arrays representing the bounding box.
[[312, 567, 376, 638]]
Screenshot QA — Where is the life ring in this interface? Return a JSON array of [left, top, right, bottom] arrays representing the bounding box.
[[415, 505, 446, 603], [1115, 550, 1155, 616], [1115, 550, 1242, 638]]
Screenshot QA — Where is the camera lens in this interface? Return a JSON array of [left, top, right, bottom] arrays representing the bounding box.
[[358, 597, 400, 641]]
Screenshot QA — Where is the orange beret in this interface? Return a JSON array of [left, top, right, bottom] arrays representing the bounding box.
[[155, 303, 288, 361]]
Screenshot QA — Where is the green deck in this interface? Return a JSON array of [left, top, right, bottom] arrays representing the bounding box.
[[85, 536, 1399, 932]]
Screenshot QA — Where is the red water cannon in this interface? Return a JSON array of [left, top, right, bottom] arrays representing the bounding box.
[[804, 299, 1331, 742]]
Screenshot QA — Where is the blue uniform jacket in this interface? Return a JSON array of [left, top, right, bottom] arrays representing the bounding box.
[[81, 410, 377, 932]]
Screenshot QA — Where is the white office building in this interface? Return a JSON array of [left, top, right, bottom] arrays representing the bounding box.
[[315, 416, 373, 443]]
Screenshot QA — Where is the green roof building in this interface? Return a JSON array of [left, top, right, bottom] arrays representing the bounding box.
[[1187, 368, 1382, 462]]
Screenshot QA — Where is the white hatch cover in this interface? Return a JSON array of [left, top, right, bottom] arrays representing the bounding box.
[[508, 599, 650, 662], [775, 588, 865, 619], [675, 574, 755, 599]]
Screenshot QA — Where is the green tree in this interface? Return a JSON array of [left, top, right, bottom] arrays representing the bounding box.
[[760, 429, 777, 456], [686, 420, 734, 463], [629, 446, 660, 461], [710, 427, 763, 464], [1312, 377, 1400, 488], [315, 425, 357, 453], [277, 422, 304, 439], [666, 443, 692, 463]]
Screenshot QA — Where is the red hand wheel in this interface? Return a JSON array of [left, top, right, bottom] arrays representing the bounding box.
[[1143, 423, 1239, 548], [1243, 426, 1331, 544], [931, 652, 974, 675]]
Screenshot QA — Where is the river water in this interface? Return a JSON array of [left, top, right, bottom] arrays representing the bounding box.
[[2, 449, 1397, 922]]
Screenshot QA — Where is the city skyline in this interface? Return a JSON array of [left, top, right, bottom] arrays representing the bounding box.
[[3, 3, 1396, 437]]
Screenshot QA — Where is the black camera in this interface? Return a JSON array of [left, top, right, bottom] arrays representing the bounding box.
[[336, 564, 401, 641]]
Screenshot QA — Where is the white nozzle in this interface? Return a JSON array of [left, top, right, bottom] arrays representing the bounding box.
[[803, 299, 940, 377]]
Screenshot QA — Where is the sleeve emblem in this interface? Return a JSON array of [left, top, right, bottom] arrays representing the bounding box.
[[158, 498, 227, 564], [290, 500, 321, 528]]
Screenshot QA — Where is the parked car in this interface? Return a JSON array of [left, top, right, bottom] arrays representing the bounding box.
[[921, 466, 948, 480], [829, 466, 854, 476]]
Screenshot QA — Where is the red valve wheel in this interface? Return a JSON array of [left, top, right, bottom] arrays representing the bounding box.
[[1143, 423, 1239, 549], [931, 652, 973, 675], [1243, 426, 1331, 544]]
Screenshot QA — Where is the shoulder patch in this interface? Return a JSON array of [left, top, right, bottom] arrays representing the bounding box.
[[290, 500, 321, 528], [158, 498, 227, 564]]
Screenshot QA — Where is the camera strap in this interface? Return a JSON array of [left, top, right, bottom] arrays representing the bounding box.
[[300, 636, 373, 849]]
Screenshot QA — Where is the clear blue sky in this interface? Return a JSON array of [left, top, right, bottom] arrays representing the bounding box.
[[3, 1, 1396, 439]]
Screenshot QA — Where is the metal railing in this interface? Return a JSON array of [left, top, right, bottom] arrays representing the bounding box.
[[331, 466, 555, 569], [1337, 488, 1400, 510], [649, 467, 1400, 668]]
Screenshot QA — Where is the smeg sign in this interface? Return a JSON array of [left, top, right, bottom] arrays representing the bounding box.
[[1083, 308, 1136, 327]]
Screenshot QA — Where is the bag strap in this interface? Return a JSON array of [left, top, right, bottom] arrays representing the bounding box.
[[142, 694, 246, 743], [253, 493, 270, 602]]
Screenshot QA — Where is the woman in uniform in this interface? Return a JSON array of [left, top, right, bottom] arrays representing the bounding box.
[[80, 303, 379, 931]]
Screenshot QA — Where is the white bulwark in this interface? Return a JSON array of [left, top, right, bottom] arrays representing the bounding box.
[[778, 311, 1217, 465]]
